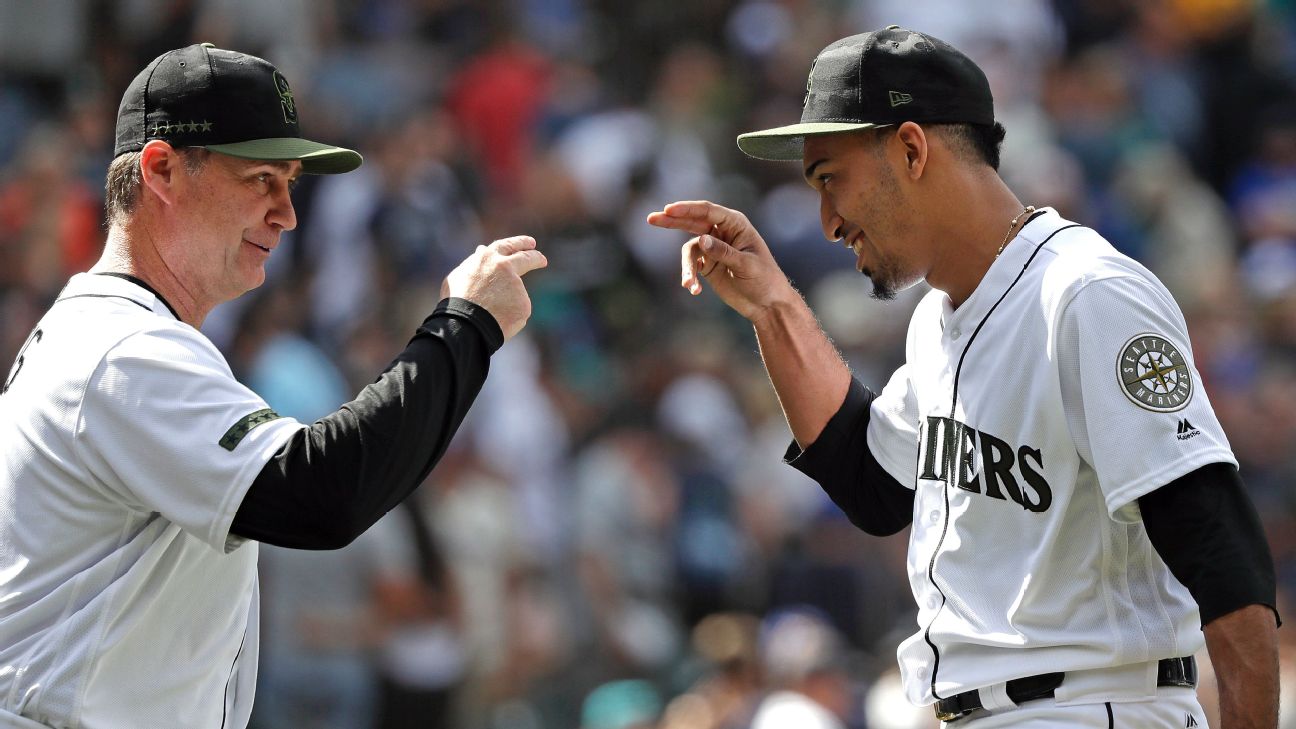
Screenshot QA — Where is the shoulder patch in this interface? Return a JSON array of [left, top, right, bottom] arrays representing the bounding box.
[[219, 408, 283, 451], [1117, 333, 1192, 412]]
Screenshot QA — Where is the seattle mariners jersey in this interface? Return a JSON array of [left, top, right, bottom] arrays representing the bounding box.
[[0, 273, 304, 728], [864, 208, 1236, 706]]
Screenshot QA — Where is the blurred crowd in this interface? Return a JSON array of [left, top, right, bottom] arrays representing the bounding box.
[[4, 0, 1296, 727]]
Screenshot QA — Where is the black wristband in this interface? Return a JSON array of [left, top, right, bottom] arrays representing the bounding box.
[[429, 297, 504, 353], [785, 377, 914, 536]]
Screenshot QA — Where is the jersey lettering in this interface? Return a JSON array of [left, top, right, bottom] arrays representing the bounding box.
[[919, 415, 1053, 512], [2, 328, 42, 394]]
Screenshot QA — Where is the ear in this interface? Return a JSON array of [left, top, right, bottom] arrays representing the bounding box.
[[894, 121, 928, 180], [139, 140, 184, 207]]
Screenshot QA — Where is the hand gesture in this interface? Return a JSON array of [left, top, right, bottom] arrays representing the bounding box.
[[646, 200, 796, 322], [441, 236, 547, 340]]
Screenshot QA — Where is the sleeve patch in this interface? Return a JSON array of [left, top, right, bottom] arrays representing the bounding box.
[[1116, 333, 1193, 412], [219, 408, 283, 451]]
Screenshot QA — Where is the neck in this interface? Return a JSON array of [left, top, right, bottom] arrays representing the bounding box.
[[93, 219, 208, 327], [923, 171, 1029, 309]]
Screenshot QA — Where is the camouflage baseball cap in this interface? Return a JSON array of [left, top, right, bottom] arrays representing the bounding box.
[[114, 44, 361, 174], [737, 26, 994, 161]]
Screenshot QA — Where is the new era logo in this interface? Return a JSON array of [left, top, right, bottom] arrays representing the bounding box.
[[889, 90, 913, 107], [1176, 419, 1200, 441]]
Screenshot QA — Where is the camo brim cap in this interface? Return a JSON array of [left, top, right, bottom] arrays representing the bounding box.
[[737, 26, 995, 162], [114, 43, 362, 175], [737, 122, 891, 162], [203, 138, 361, 175]]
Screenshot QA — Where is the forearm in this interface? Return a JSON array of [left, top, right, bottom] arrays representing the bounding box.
[[785, 378, 915, 536], [1204, 604, 1278, 729], [231, 298, 501, 549], [751, 294, 852, 448]]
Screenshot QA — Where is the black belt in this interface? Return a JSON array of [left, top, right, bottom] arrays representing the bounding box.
[[934, 656, 1197, 722]]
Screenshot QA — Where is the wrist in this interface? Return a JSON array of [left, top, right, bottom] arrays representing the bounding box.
[[749, 286, 809, 332]]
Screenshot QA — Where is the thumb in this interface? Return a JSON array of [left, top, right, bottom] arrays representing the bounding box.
[[505, 249, 549, 276]]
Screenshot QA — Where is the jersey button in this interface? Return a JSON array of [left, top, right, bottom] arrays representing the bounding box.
[[950, 327, 962, 339], [929, 510, 940, 524]]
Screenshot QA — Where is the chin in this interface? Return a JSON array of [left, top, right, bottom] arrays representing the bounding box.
[[864, 269, 921, 301]]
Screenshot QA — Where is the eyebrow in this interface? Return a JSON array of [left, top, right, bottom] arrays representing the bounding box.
[[804, 158, 828, 183]]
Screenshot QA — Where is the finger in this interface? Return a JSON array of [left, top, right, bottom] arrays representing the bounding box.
[[490, 235, 537, 256], [680, 237, 703, 295], [647, 200, 740, 236], [647, 211, 713, 237], [698, 233, 739, 272], [502, 248, 548, 275]]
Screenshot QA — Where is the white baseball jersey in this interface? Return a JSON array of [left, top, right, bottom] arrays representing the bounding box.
[[0, 273, 305, 728], [864, 208, 1235, 706]]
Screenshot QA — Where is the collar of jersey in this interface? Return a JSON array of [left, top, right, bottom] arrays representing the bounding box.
[[940, 207, 1069, 327], [60, 272, 180, 321]]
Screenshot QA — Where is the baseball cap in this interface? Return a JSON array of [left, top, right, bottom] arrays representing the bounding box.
[[114, 43, 361, 174], [737, 26, 994, 161]]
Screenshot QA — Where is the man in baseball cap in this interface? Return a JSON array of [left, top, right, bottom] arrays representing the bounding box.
[[651, 26, 1277, 727], [0, 44, 545, 728]]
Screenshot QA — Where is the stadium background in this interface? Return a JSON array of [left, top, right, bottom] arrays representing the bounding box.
[[2, 0, 1295, 727]]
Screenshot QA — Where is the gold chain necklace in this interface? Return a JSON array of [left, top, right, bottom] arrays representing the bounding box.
[[996, 205, 1037, 258]]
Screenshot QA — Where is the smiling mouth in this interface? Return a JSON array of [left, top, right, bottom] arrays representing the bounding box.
[[845, 236, 866, 272]]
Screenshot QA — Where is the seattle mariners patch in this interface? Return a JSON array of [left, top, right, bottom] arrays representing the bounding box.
[[1118, 333, 1192, 412]]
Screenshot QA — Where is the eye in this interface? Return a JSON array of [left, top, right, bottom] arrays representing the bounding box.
[[817, 173, 833, 187], [288, 177, 301, 191]]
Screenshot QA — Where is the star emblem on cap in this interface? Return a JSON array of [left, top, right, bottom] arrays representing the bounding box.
[[147, 120, 217, 137]]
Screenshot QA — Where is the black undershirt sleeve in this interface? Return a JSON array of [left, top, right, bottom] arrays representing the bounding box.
[[784, 377, 915, 536], [1139, 462, 1280, 628], [230, 297, 502, 550]]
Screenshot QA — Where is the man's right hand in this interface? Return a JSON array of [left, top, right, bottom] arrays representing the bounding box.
[[441, 236, 547, 340], [646, 200, 797, 322]]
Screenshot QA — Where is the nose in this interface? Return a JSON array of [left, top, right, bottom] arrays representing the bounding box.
[[267, 180, 298, 231], [819, 191, 843, 242]]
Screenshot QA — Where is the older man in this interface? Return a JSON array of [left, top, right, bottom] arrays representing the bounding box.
[[0, 44, 544, 728]]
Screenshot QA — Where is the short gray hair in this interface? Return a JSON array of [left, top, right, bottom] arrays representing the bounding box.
[[104, 148, 210, 227]]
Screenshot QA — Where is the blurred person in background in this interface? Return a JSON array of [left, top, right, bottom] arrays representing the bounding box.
[[0, 42, 543, 728], [580, 679, 662, 729], [750, 607, 857, 729]]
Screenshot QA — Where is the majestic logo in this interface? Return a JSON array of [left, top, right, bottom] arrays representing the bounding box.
[[1186, 714, 1198, 727], [919, 415, 1052, 512], [1176, 419, 1200, 441], [1119, 334, 1192, 412], [889, 90, 913, 107], [273, 71, 297, 125]]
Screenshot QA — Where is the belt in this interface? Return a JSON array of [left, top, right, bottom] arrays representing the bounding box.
[[934, 656, 1197, 722]]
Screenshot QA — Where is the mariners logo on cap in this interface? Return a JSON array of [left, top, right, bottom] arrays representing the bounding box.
[[273, 71, 297, 125], [1117, 333, 1193, 412], [803, 59, 817, 108]]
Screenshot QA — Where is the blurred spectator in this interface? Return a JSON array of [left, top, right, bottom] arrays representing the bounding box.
[[580, 679, 662, 729], [0, 124, 102, 295], [750, 607, 855, 729]]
